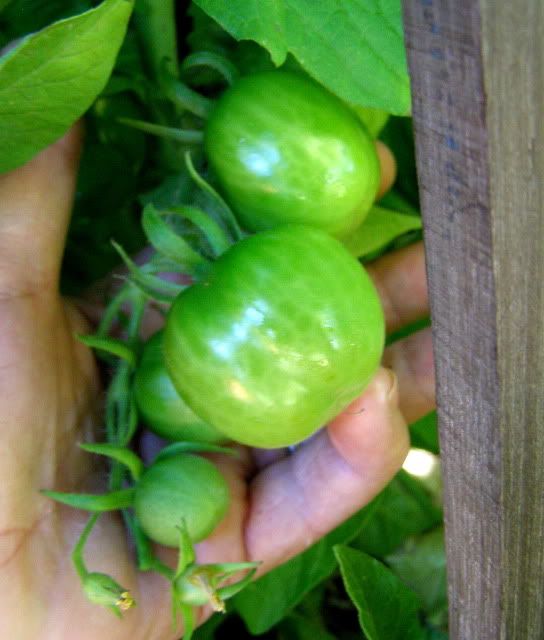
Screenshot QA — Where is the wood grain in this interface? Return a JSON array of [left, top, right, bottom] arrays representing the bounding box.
[[402, 1, 544, 638]]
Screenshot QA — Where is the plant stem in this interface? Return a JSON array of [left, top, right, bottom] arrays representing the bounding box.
[[72, 514, 100, 580], [134, 0, 179, 80]]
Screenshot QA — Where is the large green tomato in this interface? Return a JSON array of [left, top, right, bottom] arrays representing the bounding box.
[[164, 225, 384, 449], [134, 331, 227, 444], [204, 70, 380, 238], [133, 453, 229, 546]]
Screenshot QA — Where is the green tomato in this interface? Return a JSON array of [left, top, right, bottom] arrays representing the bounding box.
[[164, 224, 384, 449], [134, 331, 227, 444], [133, 453, 230, 547], [204, 70, 380, 239]]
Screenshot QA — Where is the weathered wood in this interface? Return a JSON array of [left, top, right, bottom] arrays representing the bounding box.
[[402, 2, 544, 638]]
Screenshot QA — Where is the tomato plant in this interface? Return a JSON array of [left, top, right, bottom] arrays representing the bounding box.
[[133, 453, 230, 547], [164, 224, 385, 449], [134, 330, 227, 444], [205, 70, 381, 238]]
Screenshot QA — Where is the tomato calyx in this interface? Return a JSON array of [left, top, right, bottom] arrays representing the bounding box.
[[170, 521, 259, 639]]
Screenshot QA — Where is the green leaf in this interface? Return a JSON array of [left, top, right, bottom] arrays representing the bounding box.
[[334, 545, 425, 640], [233, 494, 382, 634], [351, 471, 442, 558], [379, 116, 420, 206], [343, 206, 422, 259], [193, 0, 287, 66], [410, 411, 440, 455], [0, 0, 92, 38], [193, 0, 410, 114], [352, 105, 390, 138], [386, 527, 448, 629], [0, 0, 133, 173]]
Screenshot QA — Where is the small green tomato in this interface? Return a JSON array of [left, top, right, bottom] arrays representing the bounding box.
[[133, 453, 230, 547], [134, 331, 227, 444]]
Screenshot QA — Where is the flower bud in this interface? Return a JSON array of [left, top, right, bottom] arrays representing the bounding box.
[[82, 572, 135, 611]]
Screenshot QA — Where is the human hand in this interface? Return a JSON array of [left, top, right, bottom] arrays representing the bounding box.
[[0, 128, 434, 639]]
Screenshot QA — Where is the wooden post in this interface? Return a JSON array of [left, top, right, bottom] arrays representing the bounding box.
[[402, 2, 544, 638]]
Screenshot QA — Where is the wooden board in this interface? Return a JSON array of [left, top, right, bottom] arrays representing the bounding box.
[[402, 2, 544, 638]]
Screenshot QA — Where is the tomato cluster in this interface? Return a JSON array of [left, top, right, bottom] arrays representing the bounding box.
[[130, 70, 386, 546]]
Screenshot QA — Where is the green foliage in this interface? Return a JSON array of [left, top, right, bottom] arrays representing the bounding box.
[[343, 206, 422, 259], [352, 471, 442, 558], [386, 527, 448, 630], [410, 411, 440, 455], [334, 545, 426, 640], [233, 496, 382, 633], [0, 0, 133, 173], [193, 0, 411, 114]]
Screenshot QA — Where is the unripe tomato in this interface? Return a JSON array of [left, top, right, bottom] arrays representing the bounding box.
[[134, 331, 227, 444], [205, 70, 380, 238], [164, 224, 384, 448], [133, 453, 230, 546]]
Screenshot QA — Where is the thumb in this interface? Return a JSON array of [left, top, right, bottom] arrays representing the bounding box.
[[0, 123, 83, 297]]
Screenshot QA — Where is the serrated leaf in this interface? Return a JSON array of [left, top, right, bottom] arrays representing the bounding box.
[[0, 0, 133, 173], [334, 545, 426, 640], [233, 494, 382, 634], [192, 0, 287, 66], [343, 206, 422, 259], [194, 0, 410, 114]]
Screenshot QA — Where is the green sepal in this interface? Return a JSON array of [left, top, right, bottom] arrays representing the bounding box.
[[163, 77, 213, 119], [185, 151, 243, 240], [166, 204, 231, 258], [41, 487, 135, 512], [155, 441, 236, 464], [111, 240, 183, 302], [117, 117, 203, 144], [142, 204, 209, 269], [79, 443, 144, 481], [170, 521, 259, 635], [176, 519, 196, 576], [76, 334, 137, 367], [182, 50, 239, 87], [123, 511, 175, 578], [217, 566, 258, 600]]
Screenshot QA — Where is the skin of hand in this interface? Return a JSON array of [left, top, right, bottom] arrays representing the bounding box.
[[0, 126, 435, 640]]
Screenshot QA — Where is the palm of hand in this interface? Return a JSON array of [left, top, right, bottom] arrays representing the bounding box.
[[0, 129, 434, 640]]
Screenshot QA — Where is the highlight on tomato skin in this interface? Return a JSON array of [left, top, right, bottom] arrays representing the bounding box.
[[134, 330, 228, 444], [205, 70, 381, 239], [163, 224, 385, 449]]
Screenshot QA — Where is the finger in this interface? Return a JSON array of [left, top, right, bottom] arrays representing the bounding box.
[[383, 326, 435, 424], [367, 241, 429, 334], [0, 124, 83, 296], [245, 368, 409, 573], [375, 140, 397, 200]]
